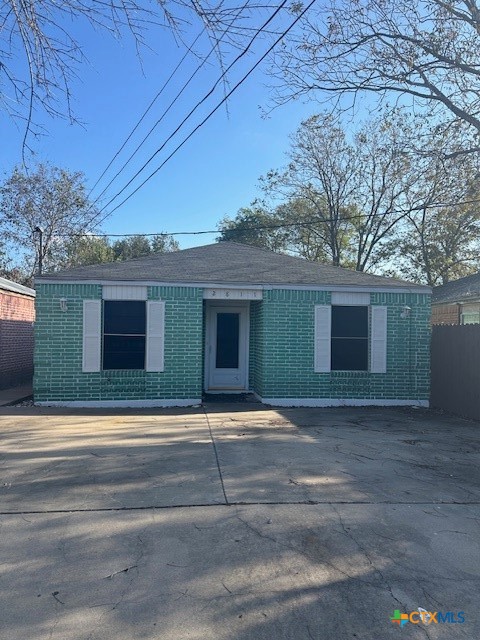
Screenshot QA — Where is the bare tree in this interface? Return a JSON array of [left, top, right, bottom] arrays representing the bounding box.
[[273, 0, 480, 151], [260, 112, 417, 270], [1, 0, 271, 155], [262, 114, 358, 266]]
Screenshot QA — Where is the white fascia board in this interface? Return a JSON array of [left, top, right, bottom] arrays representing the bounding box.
[[0, 278, 36, 297], [256, 396, 429, 408], [35, 399, 202, 408], [36, 278, 430, 295]]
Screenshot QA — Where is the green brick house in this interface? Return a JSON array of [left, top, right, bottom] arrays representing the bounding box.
[[34, 242, 431, 407]]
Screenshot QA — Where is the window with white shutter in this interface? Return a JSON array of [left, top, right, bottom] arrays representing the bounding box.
[[83, 300, 101, 372], [370, 306, 388, 373], [315, 302, 388, 374], [314, 305, 332, 372], [146, 301, 165, 372]]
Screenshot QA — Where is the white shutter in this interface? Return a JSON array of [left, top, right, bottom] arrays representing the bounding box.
[[146, 301, 165, 372], [83, 300, 101, 372], [371, 306, 388, 373], [314, 305, 331, 372]]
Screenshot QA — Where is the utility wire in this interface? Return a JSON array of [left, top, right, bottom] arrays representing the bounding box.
[[87, 28, 206, 199], [86, 0, 292, 229], [54, 194, 479, 238], [88, 0, 254, 206]]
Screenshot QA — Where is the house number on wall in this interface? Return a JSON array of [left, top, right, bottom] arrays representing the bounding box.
[[203, 288, 263, 300]]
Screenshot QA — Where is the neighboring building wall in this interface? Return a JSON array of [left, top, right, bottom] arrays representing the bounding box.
[[432, 302, 480, 325], [34, 284, 203, 402], [459, 303, 480, 324], [0, 290, 35, 389], [431, 324, 480, 421], [253, 289, 430, 402], [431, 304, 460, 325]]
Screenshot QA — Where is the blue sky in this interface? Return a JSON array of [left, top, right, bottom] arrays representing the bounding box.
[[1, 7, 317, 249]]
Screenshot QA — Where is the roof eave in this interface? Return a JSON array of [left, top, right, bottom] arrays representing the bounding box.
[[35, 276, 431, 294]]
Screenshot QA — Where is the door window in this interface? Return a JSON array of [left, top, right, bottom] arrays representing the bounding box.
[[216, 313, 240, 368]]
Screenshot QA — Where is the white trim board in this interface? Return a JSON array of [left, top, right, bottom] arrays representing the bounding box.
[[36, 278, 430, 294], [103, 285, 147, 300], [255, 395, 429, 408], [35, 399, 201, 408]]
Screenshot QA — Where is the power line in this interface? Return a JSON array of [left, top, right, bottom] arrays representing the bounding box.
[[86, 0, 292, 229], [54, 194, 480, 239], [88, 0, 255, 206], [55, 215, 370, 239], [87, 28, 206, 199]]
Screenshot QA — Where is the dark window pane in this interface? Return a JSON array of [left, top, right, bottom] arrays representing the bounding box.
[[104, 301, 145, 335], [331, 306, 368, 338], [331, 338, 368, 371], [216, 313, 239, 368], [103, 335, 145, 370]]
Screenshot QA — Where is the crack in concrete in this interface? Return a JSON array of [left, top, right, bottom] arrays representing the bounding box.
[[330, 504, 415, 613], [1, 499, 479, 516], [202, 408, 229, 505], [103, 565, 138, 580]]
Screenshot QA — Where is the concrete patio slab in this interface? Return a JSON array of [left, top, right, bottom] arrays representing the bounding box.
[[0, 407, 224, 511], [0, 404, 478, 639], [0, 503, 477, 639], [206, 405, 480, 505]]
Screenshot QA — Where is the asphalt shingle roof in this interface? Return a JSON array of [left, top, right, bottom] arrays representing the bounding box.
[[38, 242, 429, 290], [432, 271, 480, 304]]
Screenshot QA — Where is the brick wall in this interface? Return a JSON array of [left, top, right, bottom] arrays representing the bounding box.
[[34, 284, 203, 402], [431, 304, 460, 325], [0, 290, 35, 389], [34, 283, 431, 404], [250, 289, 431, 401]]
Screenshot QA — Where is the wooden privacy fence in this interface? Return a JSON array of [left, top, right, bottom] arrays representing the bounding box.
[[431, 324, 480, 421]]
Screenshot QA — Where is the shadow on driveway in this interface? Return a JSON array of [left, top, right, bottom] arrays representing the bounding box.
[[0, 404, 478, 639]]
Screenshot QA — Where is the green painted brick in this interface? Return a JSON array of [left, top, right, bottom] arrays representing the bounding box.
[[34, 283, 430, 403], [34, 285, 203, 402], [253, 289, 430, 400]]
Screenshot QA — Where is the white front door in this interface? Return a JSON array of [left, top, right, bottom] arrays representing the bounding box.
[[205, 304, 249, 391]]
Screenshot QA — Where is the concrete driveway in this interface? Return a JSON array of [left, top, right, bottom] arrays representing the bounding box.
[[0, 404, 479, 639]]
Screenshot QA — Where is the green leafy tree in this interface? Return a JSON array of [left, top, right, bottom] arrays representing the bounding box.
[[218, 207, 291, 252], [63, 236, 114, 268], [151, 234, 179, 254], [65, 233, 179, 267], [112, 236, 153, 261], [394, 128, 480, 285], [398, 205, 480, 286], [0, 164, 100, 283]]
